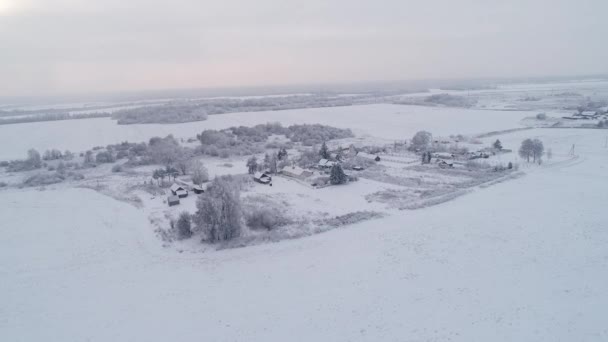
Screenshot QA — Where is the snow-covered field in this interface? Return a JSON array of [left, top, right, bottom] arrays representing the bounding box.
[[0, 104, 532, 160], [2, 127, 607, 341], [2, 79, 608, 341]]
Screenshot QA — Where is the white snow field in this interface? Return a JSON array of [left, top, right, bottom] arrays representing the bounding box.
[[2, 128, 607, 341], [0, 104, 532, 160]]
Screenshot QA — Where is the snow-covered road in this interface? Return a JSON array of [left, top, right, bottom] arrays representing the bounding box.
[[1, 128, 608, 341]]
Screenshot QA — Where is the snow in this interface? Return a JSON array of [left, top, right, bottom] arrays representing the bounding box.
[[0, 104, 532, 160], [2, 127, 608, 341]]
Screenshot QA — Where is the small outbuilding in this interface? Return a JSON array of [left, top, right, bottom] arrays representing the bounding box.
[[253, 172, 272, 184], [167, 195, 180, 206], [192, 185, 205, 194], [170, 183, 189, 198]]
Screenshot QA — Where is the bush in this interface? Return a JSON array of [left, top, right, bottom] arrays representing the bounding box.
[[246, 209, 290, 230], [111, 164, 123, 173], [536, 113, 547, 120], [0, 181, 7, 187], [176, 212, 193, 239], [0, 161, 8, 167], [22, 173, 65, 187]]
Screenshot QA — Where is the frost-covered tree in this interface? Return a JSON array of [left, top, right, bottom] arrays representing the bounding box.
[[176, 212, 192, 239], [493, 139, 503, 150], [330, 163, 347, 185], [410, 131, 433, 151], [246, 156, 258, 174], [190, 160, 209, 185], [193, 176, 242, 242], [26, 149, 42, 169], [319, 142, 330, 160]]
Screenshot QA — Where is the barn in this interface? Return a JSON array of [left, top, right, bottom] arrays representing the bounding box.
[[170, 183, 189, 198]]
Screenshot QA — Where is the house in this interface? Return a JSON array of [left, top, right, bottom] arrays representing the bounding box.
[[280, 166, 314, 180], [167, 195, 180, 206], [192, 185, 205, 194], [170, 183, 189, 198], [253, 172, 272, 184], [318, 159, 336, 168], [437, 160, 454, 169]]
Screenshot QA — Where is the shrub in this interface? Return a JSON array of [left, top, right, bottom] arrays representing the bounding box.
[[246, 209, 290, 230], [176, 212, 193, 239], [536, 113, 547, 120], [0, 181, 7, 187], [95, 151, 115, 163], [111, 164, 123, 173], [0, 161, 8, 167], [22, 173, 65, 187]]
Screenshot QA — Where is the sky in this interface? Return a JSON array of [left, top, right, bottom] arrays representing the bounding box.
[[1, 0, 607, 97]]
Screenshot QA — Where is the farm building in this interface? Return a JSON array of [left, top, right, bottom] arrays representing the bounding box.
[[253, 172, 272, 184], [281, 166, 314, 180], [318, 159, 336, 169], [167, 195, 180, 207], [170, 183, 189, 198], [192, 185, 205, 194]]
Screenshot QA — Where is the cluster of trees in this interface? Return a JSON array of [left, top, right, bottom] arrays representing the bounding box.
[[196, 123, 351, 159], [152, 166, 179, 185], [113, 95, 375, 125], [6, 149, 43, 172], [112, 103, 209, 124], [394, 94, 476, 108], [0, 112, 109, 126], [42, 149, 73, 161], [519, 138, 544, 163]]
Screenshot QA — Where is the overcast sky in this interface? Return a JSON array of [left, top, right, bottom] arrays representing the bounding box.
[[1, 0, 607, 97]]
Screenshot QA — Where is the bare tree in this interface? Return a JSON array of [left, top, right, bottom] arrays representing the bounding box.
[[519, 139, 535, 162]]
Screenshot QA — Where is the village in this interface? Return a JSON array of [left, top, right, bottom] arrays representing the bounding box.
[[0, 122, 525, 250]]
